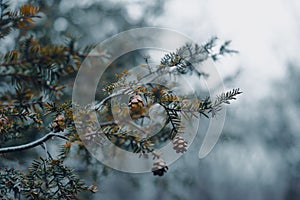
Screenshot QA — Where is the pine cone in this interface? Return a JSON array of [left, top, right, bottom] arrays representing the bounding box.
[[52, 114, 65, 133], [128, 94, 144, 109], [172, 136, 188, 153], [0, 115, 8, 126], [128, 94, 146, 119], [152, 158, 168, 176]]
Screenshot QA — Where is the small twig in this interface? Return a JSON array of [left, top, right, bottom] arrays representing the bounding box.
[[41, 142, 53, 160]]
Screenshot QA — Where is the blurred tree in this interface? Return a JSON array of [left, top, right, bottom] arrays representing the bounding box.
[[0, 0, 166, 198]]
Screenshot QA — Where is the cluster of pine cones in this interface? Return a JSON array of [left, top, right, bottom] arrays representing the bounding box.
[[128, 94, 189, 176], [151, 136, 188, 176]]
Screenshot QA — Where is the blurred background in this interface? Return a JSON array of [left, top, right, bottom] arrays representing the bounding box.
[[2, 0, 300, 199]]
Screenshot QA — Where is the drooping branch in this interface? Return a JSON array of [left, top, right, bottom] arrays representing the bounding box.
[[0, 131, 68, 153]]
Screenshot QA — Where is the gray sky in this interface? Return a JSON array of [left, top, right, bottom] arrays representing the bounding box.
[[141, 0, 300, 103]]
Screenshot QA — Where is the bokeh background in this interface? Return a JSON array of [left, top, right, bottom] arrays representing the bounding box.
[[2, 0, 300, 199]]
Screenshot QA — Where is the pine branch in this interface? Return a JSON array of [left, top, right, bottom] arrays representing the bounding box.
[[209, 88, 242, 116], [0, 4, 41, 38], [162, 89, 242, 118], [211, 40, 239, 61]]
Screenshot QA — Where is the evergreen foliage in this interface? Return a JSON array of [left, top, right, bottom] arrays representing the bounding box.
[[0, 1, 241, 199]]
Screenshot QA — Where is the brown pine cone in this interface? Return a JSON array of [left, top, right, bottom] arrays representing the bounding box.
[[128, 94, 144, 109], [52, 114, 65, 133], [128, 94, 146, 119], [172, 136, 188, 153], [0, 115, 8, 126], [152, 158, 168, 176]]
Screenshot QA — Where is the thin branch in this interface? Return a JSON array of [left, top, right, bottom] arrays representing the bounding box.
[[0, 131, 68, 153], [95, 88, 130, 111], [0, 100, 43, 107], [0, 72, 33, 77], [0, 52, 105, 67], [98, 121, 117, 126]]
